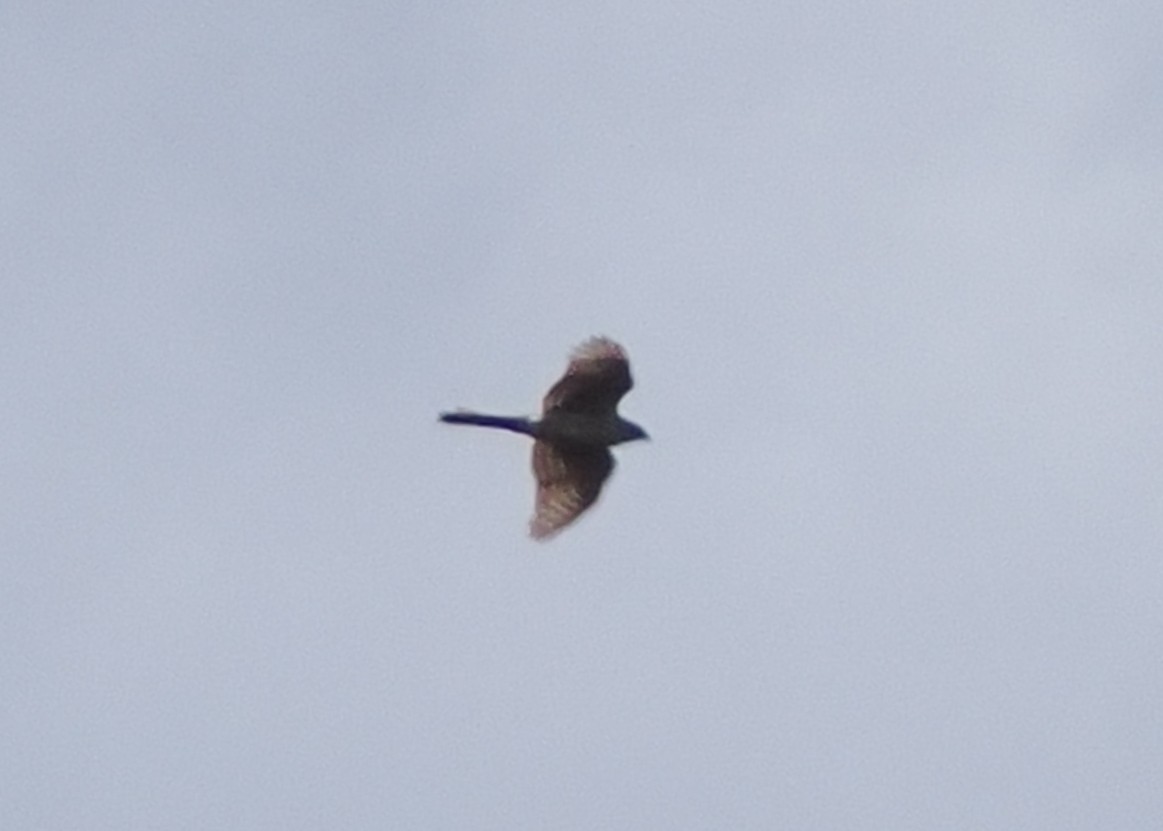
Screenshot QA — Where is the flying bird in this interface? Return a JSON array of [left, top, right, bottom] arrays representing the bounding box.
[[440, 336, 649, 539]]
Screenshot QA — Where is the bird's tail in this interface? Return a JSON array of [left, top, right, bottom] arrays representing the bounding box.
[[439, 411, 535, 436]]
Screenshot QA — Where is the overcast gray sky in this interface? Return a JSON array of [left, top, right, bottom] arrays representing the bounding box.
[[3, 2, 1162, 828]]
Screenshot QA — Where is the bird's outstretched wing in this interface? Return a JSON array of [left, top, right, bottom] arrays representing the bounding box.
[[530, 440, 614, 539], [541, 336, 633, 416]]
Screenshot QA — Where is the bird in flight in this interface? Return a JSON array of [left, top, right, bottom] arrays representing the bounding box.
[[440, 336, 649, 539]]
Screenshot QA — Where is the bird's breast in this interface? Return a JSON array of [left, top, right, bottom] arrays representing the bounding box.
[[536, 411, 620, 449]]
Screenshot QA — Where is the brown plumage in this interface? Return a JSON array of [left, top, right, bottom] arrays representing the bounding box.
[[440, 336, 649, 540], [541, 337, 634, 417], [529, 440, 615, 540]]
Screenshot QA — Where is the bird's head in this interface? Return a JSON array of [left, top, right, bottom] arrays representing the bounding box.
[[614, 418, 650, 445]]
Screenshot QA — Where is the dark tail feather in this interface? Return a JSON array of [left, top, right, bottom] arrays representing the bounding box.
[[439, 411, 535, 436]]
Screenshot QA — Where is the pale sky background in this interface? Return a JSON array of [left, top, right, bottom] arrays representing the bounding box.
[[3, 2, 1162, 829]]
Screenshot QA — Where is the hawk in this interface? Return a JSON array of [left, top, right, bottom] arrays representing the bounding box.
[[440, 336, 649, 539]]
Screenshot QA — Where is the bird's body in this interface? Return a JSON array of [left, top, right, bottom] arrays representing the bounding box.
[[440, 337, 648, 539]]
